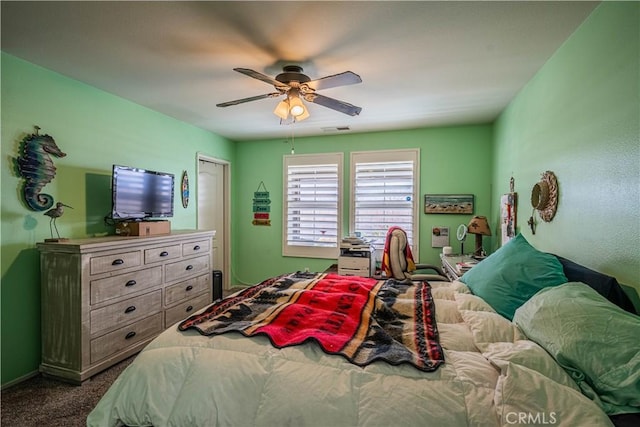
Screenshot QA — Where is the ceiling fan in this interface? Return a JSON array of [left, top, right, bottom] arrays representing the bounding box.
[[216, 65, 362, 122]]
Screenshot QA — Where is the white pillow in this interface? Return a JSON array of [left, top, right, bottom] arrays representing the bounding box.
[[460, 310, 525, 351], [455, 292, 496, 313]]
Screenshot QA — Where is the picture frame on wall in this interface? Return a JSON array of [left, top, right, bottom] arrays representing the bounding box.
[[424, 194, 474, 214]]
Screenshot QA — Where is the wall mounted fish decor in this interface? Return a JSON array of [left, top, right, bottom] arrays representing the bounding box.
[[15, 126, 67, 211], [181, 170, 189, 208]]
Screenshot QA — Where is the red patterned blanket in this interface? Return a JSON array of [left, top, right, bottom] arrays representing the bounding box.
[[178, 272, 444, 372]]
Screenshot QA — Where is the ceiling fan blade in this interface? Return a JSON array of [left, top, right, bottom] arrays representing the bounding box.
[[234, 68, 290, 90], [308, 93, 362, 116], [216, 92, 281, 108], [305, 71, 362, 91]]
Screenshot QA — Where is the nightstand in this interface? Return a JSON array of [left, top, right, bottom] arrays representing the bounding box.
[[440, 254, 480, 281]]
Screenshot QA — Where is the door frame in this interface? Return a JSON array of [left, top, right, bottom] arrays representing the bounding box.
[[196, 153, 231, 290]]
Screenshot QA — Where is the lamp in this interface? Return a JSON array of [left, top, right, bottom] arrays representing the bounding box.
[[467, 215, 491, 257]]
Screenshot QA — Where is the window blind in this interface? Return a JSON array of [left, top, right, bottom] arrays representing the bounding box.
[[283, 153, 342, 258], [351, 151, 418, 252]]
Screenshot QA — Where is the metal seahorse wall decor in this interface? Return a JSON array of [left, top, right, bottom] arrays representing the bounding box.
[[15, 126, 67, 211]]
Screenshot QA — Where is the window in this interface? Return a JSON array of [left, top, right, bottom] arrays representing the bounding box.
[[350, 149, 419, 255], [283, 153, 343, 258]]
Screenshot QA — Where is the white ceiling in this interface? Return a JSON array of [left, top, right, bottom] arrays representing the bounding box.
[[1, 1, 599, 141]]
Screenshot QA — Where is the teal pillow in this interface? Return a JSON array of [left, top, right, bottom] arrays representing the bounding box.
[[459, 233, 567, 320]]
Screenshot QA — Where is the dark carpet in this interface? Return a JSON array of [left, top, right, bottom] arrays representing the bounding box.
[[1, 355, 134, 427]]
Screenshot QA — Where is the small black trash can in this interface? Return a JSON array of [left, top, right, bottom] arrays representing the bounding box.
[[212, 270, 223, 301]]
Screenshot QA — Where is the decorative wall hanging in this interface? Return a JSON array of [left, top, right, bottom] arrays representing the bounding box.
[[181, 171, 189, 208], [500, 177, 517, 245], [528, 171, 558, 234], [252, 181, 271, 226], [15, 126, 66, 211], [425, 194, 474, 214]]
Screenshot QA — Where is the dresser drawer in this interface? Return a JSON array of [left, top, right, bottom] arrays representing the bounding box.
[[91, 266, 162, 305], [144, 244, 182, 264], [165, 274, 210, 306], [90, 290, 162, 335], [165, 292, 211, 327], [165, 255, 210, 283], [90, 251, 141, 275], [90, 313, 163, 363], [182, 239, 211, 257]]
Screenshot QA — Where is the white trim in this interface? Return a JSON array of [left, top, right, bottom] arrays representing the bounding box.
[[196, 153, 231, 289]]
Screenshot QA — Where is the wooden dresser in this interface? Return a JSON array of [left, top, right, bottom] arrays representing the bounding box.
[[37, 229, 215, 384]]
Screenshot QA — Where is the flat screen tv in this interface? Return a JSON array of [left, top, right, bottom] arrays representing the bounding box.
[[111, 165, 175, 221]]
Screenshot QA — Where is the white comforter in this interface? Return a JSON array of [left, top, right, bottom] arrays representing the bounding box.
[[87, 280, 612, 427]]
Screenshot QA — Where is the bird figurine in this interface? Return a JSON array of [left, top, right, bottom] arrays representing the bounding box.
[[44, 202, 73, 241]]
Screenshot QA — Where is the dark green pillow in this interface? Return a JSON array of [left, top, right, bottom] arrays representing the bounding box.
[[459, 233, 567, 320]]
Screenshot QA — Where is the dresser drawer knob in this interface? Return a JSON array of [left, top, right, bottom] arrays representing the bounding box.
[[193, 245, 201, 251], [125, 280, 137, 287], [185, 264, 194, 271], [186, 305, 194, 312], [186, 285, 193, 291], [160, 251, 169, 257], [124, 305, 136, 314], [112, 259, 124, 266], [125, 331, 136, 340]]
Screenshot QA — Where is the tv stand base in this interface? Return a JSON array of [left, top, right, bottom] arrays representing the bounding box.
[[116, 220, 171, 236]]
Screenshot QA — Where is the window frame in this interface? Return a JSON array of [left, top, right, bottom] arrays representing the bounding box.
[[282, 152, 343, 259], [349, 149, 420, 258]]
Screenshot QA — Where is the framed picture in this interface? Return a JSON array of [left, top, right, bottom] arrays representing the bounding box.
[[424, 194, 474, 214]]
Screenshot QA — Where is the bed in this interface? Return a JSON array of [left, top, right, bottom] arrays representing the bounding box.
[[87, 234, 639, 427]]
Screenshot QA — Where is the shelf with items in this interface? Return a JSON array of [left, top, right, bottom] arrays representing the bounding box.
[[440, 254, 480, 281]]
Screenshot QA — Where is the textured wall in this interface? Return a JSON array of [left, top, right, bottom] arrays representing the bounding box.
[[492, 2, 639, 291]]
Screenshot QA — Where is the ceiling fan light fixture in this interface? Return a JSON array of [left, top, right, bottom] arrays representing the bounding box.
[[288, 92, 307, 119], [290, 104, 305, 117], [273, 99, 290, 120], [219, 66, 362, 123], [295, 107, 310, 121]]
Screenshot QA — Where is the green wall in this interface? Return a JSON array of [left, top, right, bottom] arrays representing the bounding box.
[[232, 126, 493, 285], [493, 2, 639, 292], [1, 53, 235, 386]]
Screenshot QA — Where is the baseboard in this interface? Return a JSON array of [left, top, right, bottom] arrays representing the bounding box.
[[1, 369, 39, 391]]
